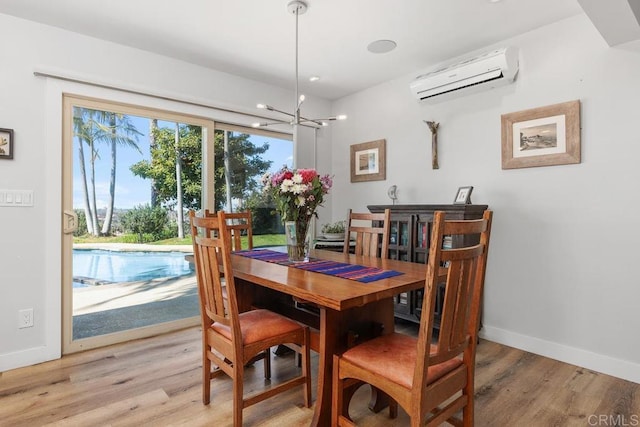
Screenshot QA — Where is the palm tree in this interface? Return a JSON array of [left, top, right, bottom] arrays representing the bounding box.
[[101, 112, 142, 235], [175, 123, 184, 238], [72, 107, 141, 236], [73, 108, 100, 235], [149, 119, 159, 207]]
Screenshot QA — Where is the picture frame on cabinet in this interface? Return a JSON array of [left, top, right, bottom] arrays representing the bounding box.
[[0, 128, 13, 159], [350, 139, 386, 182], [501, 100, 580, 169], [453, 186, 473, 205]]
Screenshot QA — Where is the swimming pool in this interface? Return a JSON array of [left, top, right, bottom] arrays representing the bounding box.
[[73, 249, 193, 285]]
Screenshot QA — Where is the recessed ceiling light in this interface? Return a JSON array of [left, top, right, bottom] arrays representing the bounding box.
[[367, 39, 397, 54], [309, 76, 320, 82], [488, 0, 502, 3]]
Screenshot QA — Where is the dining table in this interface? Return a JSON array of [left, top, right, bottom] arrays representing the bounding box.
[[230, 248, 427, 427]]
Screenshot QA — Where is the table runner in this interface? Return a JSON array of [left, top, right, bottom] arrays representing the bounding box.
[[235, 249, 403, 283]]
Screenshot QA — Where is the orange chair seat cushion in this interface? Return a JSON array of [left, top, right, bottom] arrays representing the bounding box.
[[341, 333, 463, 390], [211, 309, 302, 345]]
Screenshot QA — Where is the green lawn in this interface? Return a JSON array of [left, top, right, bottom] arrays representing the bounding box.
[[74, 234, 286, 247], [157, 234, 285, 247]]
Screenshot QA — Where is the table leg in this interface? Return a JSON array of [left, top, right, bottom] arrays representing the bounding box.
[[311, 299, 395, 425], [368, 386, 390, 413], [367, 299, 395, 413], [233, 278, 255, 312], [311, 307, 339, 427]]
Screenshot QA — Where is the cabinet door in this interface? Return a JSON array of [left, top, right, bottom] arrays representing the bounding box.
[[369, 205, 489, 326], [413, 215, 432, 264], [387, 214, 413, 261], [394, 291, 412, 318]]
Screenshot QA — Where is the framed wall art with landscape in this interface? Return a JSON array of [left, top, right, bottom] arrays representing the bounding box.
[[350, 139, 386, 182], [501, 100, 580, 169], [0, 128, 13, 160]]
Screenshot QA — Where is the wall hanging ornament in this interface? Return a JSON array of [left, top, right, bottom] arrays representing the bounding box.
[[424, 120, 439, 169]]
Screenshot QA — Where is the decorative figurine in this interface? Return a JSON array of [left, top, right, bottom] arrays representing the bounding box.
[[387, 185, 398, 205]]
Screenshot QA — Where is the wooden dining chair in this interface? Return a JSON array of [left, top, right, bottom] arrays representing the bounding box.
[[189, 210, 312, 426], [343, 208, 391, 258], [205, 209, 253, 251], [332, 209, 493, 426], [191, 210, 267, 367]]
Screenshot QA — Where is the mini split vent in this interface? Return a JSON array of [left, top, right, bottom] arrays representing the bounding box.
[[410, 46, 519, 101]]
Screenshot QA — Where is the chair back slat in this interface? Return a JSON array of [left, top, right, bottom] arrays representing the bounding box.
[[414, 210, 493, 391], [194, 236, 228, 324], [205, 209, 254, 252], [344, 209, 390, 258], [434, 251, 481, 362], [189, 210, 241, 337]]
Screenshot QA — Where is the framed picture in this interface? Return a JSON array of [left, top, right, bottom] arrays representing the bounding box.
[[350, 139, 386, 182], [501, 100, 580, 169], [0, 128, 13, 160], [453, 186, 473, 205]]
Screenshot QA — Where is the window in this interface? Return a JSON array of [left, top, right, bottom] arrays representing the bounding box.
[[214, 124, 292, 236]]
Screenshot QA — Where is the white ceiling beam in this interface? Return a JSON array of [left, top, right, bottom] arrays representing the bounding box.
[[578, 0, 640, 46]]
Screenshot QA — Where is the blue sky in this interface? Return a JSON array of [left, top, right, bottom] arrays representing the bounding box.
[[73, 115, 293, 209]]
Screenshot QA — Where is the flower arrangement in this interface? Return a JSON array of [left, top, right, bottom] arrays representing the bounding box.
[[262, 167, 332, 261], [262, 167, 333, 223]]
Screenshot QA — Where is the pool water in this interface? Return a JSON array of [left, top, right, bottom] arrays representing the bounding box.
[[73, 249, 192, 285]]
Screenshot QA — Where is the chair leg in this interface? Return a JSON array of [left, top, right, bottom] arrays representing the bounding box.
[[233, 365, 244, 427], [302, 329, 312, 407], [263, 348, 271, 379], [411, 414, 426, 427], [332, 355, 346, 425], [462, 377, 474, 427], [202, 351, 211, 405], [389, 399, 398, 419]]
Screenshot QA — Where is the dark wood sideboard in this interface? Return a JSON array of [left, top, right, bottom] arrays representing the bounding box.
[[368, 204, 489, 326]]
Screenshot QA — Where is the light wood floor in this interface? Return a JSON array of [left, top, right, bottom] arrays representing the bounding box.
[[1, 321, 638, 426]]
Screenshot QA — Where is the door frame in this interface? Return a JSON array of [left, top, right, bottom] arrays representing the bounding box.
[[62, 94, 215, 354]]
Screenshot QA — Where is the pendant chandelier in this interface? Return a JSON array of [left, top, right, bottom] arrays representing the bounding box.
[[252, 0, 346, 129]]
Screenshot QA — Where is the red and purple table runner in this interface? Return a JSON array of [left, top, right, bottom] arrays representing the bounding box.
[[235, 249, 403, 283]]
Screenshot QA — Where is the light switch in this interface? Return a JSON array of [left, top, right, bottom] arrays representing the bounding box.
[[0, 190, 34, 207]]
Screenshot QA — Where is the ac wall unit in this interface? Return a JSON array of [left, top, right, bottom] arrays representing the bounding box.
[[410, 46, 519, 101]]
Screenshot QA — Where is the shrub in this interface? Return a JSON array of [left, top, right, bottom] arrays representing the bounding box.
[[73, 209, 88, 237], [121, 204, 169, 243]]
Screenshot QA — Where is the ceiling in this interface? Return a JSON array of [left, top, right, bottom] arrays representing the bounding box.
[[0, 0, 615, 100]]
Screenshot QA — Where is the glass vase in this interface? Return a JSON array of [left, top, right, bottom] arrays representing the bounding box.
[[284, 220, 310, 262]]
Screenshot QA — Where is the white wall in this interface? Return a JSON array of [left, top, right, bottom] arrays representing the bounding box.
[[331, 13, 640, 383], [0, 13, 332, 371], [3, 9, 639, 385]]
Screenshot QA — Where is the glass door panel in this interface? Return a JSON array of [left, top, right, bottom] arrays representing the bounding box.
[[62, 95, 213, 353], [212, 127, 292, 245]]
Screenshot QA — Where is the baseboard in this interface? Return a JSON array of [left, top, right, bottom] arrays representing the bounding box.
[[0, 345, 59, 373], [480, 325, 640, 385]]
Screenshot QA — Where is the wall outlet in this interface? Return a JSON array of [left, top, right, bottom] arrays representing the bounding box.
[[18, 308, 34, 328]]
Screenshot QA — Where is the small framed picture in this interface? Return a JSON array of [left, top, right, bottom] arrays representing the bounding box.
[[350, 139, 386, 182], [0, 128, 13, 160], [453, 186, 473, 205]]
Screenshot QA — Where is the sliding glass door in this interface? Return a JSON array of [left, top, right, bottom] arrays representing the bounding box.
[[61, 95, 293, 354], [61, 94, 215, 353]]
